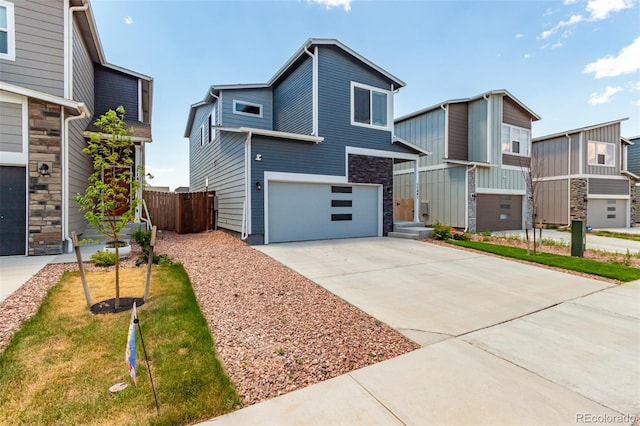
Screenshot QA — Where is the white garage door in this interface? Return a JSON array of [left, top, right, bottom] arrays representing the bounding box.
[[268, 182, 380, 243], [587, 199, 627, 228]]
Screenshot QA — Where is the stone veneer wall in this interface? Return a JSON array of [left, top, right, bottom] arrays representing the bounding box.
[[28, 100, 63, 255], [632, 181, 640, 225], [569, 178, 588, 222], [467, 168, 477, 232], [348, 154, 393, 235]]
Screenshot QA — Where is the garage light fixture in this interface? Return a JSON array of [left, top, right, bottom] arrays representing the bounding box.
[[255, 181, 262, 191], [38, 162, 51, 177], [470, 193, 476, 200]]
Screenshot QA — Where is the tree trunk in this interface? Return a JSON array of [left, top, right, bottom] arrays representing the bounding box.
[[115, 245, 120, 310]]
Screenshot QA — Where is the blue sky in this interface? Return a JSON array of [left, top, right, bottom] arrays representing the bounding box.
[[91, 0, 640, 191]]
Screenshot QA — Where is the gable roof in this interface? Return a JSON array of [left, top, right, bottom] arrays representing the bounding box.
[[532, 118, 629, 142], [395, 89, 541, 124], [185, 38, 405, 137]]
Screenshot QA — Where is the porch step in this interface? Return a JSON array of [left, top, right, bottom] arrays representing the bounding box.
[[389, 222, 433, 240]]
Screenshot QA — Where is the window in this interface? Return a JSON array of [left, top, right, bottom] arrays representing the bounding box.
[[233, 100, 262, 118], [0, 1, 15, 61], [207, 114, 212, 143], [199, 125, 204, 146], [351, 82, 391, 130], [588, 141, 614, 166], [502, 124, 530, 156]]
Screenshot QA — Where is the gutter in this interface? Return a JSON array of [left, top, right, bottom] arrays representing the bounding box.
[[66, 1, 89, 98], [303, 45, 318, 136], [62, 102, 89, 252], [567, 133, 572, 226], [241, 131, 252, 240]]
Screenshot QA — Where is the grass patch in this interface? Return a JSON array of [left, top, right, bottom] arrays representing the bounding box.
[[0, 264, 238, 425], [448, 240, 640, 282], [591, 230, 640, 242]]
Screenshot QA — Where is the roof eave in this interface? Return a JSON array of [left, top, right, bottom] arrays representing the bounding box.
[[533, 118, 630, 142], [392, 136, 431, 156]]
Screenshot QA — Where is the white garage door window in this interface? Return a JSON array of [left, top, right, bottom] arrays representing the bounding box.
[[586, 199, 627, 228], [267, 182, 380, 243]]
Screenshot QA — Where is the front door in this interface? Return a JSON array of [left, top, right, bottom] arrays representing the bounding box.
[[0, 166, 26, 255], [103, 166, 131, 216]]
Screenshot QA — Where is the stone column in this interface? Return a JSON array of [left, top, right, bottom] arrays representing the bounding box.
[[631, 180, 640, 225], [467, 167, 477, 232], [569, 178, 588, 222], [348, 154, 393, 235], [28, 100, 63, 255]]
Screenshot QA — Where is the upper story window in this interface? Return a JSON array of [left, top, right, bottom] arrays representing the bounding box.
[[588, 140, 615, 167], [199, 124, 204, 146], [233, 100, 263, 118], [0, 1, 16, 61], [501, 124, 530, 156], [351, 82, 391, 130]]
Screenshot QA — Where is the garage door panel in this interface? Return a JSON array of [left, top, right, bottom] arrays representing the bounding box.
[[477, 194, 523, 232], [268, 182, 379, 243], [587, 199, 626, 228]]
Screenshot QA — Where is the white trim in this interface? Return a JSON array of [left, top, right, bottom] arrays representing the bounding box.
[[623, 144, 628, 171], [579, 133, 584, 175], [350, 81, 392, 132], [0, 82, 85, 111], [0, 91, 28, 165], [532, 118, 629, 142], [232, 99, 263, 118], [63, 0, 70, 97], [216, 126, 323, 143], [413, 160, 419, 222], [445, 159, 496, 168], [476, 188, 526, 195], [443, 104, 449, 159], [0, 0, 16, 61], [502, 165, 530, 172], [587, 194, 630, 200], [246, 133, 252, 236], [392, 136, 431, 156], [393, 163, 455, 176], [501, 123, 531, 157], [346, 146, 419, 162], [534, 174, 632, 182], [313, 46, 318, 136], [486, 95, 492, 163], [587, 140, 616, 167]]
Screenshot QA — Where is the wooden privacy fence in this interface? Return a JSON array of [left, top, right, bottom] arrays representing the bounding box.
[[143, 190, 216, 234]]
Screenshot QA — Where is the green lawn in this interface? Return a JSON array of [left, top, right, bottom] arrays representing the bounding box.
[[591, 230, 640, 242], [448, 240, 640, 282], [0, 264, 239, 425]]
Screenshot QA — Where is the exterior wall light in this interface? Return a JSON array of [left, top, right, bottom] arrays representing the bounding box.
[[470, 193, 476, 200], [256, 181, 262, 191], [39, 162, 51, 176]]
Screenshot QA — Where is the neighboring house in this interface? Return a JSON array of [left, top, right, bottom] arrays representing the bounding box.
[[184, 38, 427, 245], [532, 119, 637, 228], [0, 0, 153, 256], [394, 90, 540, 232], [629, 136, 640, 224]]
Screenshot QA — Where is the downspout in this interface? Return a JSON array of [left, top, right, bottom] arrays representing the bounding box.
[[464, 163, 478, 232], [483, 94, 492, 163], [62, 103, 89, 252], [441, 104, 448, 159], [567, 133, 571, 226], [241, 131, 252, 240], [303, 46, 318, 136], [67, 1, 88, 99]]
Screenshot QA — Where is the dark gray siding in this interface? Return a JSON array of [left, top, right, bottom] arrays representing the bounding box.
[[189, 103, 214, 189], [273, 56, 312, 134], [448, 103, 468, 161], [0, 101, 22, 152], [629, 138, 640, 175], [503, 97, 531, 129], [1, 0, 64, 96], [221, 88, 272, 130], [68, 21, 94, 236], [94, 65, 138, 119], [589, 178, 629, 195]]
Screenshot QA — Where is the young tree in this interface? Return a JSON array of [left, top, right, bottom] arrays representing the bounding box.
[[73, 106, 140, 310], [522, 151, 544, 255]]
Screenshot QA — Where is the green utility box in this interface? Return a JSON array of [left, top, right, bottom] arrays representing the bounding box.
[[571, 220, 586, 257]]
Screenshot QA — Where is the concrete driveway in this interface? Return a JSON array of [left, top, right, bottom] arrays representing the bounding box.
[[206, 237, 639, 425]]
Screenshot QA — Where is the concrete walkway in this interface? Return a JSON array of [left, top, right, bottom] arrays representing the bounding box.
[[203, 238, 640, 425]]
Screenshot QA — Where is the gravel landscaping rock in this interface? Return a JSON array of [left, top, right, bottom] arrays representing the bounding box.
[[0, 231, 419, 407]]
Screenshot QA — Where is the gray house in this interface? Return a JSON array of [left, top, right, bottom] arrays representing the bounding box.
[[532, 119, 637, 228], [185, 38, 427, 244], [394, 90, 540, 232], [628, 136, 640, 224], [0, 0, 153, 256]]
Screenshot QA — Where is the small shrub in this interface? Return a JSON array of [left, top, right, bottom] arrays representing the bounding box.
[[479, 230, 492, 237], [90, 250, 116, 267], [432, 222, 453, 240], [133, 227, 170, 265], [453, 232, 471, 241]]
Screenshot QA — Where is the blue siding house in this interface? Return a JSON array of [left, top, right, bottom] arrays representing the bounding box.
[[394, 90, 540, 232], [185, 39, 427, 244]]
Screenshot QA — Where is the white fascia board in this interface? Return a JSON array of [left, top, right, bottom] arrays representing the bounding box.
[[622, 170, 640, 180], [0, 82, 85, 112], [445, 159, 496, 168], [238, 127, 323, 143], [587, 194, 630, 200], [392, 136, 431, 156], [533, 118, 629, 142], [346, 146, 419, 161], [476, 188, 526, 195], [264, 171, 347, 184]]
